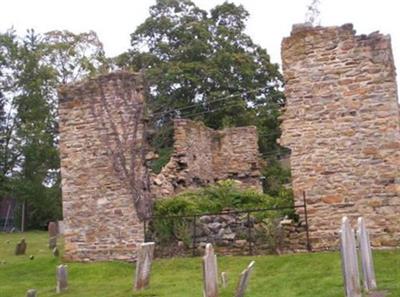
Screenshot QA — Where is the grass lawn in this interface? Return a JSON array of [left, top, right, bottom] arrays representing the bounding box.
[[0, 231, 399, 297]]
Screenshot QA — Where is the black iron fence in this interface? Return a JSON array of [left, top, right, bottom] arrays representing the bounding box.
[[144, 194, 311, 257]]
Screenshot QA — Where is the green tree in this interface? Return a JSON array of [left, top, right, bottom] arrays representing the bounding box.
[[0, 29, 108, 228], [11, 30, 61, 228], [118, 0, 286, 164], [43, 30, 109, 84], [0, 30, 21, 198]]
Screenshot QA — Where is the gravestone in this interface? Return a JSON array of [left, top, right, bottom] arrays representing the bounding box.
[[58, 220, 65, 235], [52, 247, 60, 257], [15, 239, 27, 255], [134, 242, 155, 291], [235, 261, 255, 297], [202, 243, 218, 297], [340, 217, 361, 297], [357, 217, 377, 291], [221, 272, 228, 288], [48, 222, 58, 249], [26, 289, 37, 297], [56, 265, 68, 293]]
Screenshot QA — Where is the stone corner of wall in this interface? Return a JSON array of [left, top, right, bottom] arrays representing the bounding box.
[[58, 70, 143, 102], [173, 118, 207, 129], [283, 22, 391, 47], [287, 22, 355, 37]]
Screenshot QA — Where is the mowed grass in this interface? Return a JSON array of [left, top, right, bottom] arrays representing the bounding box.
[[0, 232, 399, 297]]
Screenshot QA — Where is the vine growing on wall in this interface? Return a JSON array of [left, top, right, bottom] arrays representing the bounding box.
[[88, 74, 153, 221]]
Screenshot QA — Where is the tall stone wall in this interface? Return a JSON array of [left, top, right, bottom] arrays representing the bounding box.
[[151, 119, 262, 197], [280, 24, 400, 250], [58, 72, 148, 262]]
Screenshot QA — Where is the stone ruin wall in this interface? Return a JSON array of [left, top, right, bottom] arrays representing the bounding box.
[[58, 72, 148, 262], [280, 24, 400, 250], [151, 119, 262, 197], [58, 73, 263, 261]]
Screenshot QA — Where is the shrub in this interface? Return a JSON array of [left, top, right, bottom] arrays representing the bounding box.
[[150, 180, 295, 248], [154, 179, 293, 217]]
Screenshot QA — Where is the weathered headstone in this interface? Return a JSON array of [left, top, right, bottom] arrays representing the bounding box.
[[340, 217, 361, 297], [57, 220, 65, 235], [357, 217, 377, 291], [134, 242, 155, 291], [234, 261, 255, 297], [202, 243, 218, 297], [56, 265, 68, 293], [221, 272, 228, 288], [52, 247, 59, 257], [48, 222, 58, 249], [26, 289, 37, 297], [15, 238, 27, 255]]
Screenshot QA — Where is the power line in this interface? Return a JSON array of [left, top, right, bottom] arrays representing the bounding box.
[[173, 100, 249, 119], [150, 87, 266, 119]]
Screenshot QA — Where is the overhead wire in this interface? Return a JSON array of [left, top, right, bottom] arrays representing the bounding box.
[[147, 86, 288, 159], [150, 86, 267, 119]]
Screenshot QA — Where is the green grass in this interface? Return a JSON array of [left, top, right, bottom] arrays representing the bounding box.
[[0, 231, 399, 297]]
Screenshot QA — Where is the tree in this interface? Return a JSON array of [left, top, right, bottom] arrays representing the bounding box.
[[117, 0, 286, 164], [0, 28, 108, 228], [0, 30, 21, 198], [11, 30, 61, 228], [43, 30, 109, 84]]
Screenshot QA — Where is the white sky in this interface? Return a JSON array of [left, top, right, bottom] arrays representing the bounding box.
[[1, 0, 399, 84]]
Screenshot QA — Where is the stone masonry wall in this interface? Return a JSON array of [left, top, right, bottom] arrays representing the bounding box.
[[58, 72, 148, 262], [280, 24, 400, 250], [151, 119, 262, 197]]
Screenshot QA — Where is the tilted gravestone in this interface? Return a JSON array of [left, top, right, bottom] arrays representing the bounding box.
[[48, 222, 58, 249], [202, 243, 218, 297], [235, 261, 255, 297], [357, 217, 377, 292], [56, 265, 68, 293], [340, 217, 361, 297], [134, 242, 155, 291], [26, 289, 37, 297], [52, 247, 60, 257], [15, 239, 27, 255], [221, 272, 228, 288]]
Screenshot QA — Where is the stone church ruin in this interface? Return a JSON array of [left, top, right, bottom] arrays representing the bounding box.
[[280, 24, 400, 250], [58, 72, 262, 261], [58, 23, 399, 261]]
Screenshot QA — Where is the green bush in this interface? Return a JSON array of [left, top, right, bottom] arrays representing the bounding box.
[[150, 180, 295, 246], [149, 147, 173, 174], [261, 159, 292, 197], [154, 179, 294, 217]]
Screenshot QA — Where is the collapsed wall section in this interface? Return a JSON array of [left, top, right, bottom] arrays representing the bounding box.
[[280, 24, 400, 250], [58, 72, 148, 261], [152, 119, 262, 197]]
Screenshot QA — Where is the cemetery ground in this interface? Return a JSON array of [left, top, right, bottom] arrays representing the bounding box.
[[0, 232, 399, 297]]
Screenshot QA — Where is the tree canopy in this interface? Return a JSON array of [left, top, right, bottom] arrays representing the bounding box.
[[0, 1, 291, 228], [0, 29, 107, 228], [117, 0, 286, 161]]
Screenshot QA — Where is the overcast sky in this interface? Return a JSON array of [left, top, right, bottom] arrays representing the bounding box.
[[1, 0, 399, 85]]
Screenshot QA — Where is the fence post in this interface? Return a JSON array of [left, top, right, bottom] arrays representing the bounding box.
[[192, 215, 197, 257], [247, 212, 253, 255], [303, 191, 312, 252]]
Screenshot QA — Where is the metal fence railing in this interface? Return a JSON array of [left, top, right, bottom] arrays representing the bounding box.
[[144, 193, 311, 257]]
